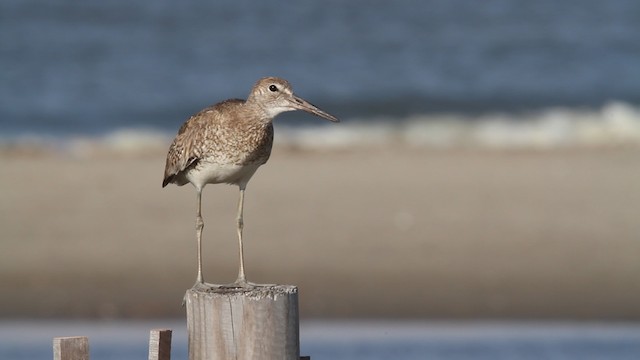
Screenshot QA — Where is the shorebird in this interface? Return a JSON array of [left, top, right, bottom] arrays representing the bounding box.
[[162, 77, 339, 288]]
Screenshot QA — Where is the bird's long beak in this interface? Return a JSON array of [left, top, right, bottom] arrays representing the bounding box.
[[289, 95, 340, 123]]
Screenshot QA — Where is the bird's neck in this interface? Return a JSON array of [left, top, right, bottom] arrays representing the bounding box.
[[232, 102, 272, 127], [245, 98, 289, 122]]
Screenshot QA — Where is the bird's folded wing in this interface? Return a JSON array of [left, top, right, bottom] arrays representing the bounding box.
[[162, 113, 208, 187]]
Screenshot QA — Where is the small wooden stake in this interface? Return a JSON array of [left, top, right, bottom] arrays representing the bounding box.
[[149, 329, 172, 360], [185, 284, 299, 360], [53, 336, 89, 360]]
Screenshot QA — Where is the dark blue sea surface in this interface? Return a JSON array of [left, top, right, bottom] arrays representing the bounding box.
[[2, 320, 640, 360], [2, 0, 640, 138]]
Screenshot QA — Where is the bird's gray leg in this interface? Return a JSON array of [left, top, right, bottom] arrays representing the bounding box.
[[235, 186, 248, 286], [194, 188, 205, 286], [222, 186, 270, 289]]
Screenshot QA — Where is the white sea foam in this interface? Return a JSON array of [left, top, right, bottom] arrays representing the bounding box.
[[3, 102, 640, 154], [277, 102, 640, 150]]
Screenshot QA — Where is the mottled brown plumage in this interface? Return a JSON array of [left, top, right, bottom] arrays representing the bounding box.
[[162, 99, 274, 189], [162, 77, 339, 288]]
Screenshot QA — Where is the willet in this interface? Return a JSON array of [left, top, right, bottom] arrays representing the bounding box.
[[162, 77, 339, 288]]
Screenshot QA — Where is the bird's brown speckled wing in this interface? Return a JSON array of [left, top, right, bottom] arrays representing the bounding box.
[[162, 106, 216, 187]]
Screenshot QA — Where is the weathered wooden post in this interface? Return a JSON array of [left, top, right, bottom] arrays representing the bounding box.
[[185, 284, 299, 360], [149, 329, 172, 360], [53, 336, 89, 360]]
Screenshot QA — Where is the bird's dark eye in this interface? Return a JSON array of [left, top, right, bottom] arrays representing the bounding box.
[[269, 85, 278, 92]]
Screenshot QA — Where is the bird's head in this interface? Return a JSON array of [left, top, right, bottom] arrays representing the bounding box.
[[247, 77, 339, 122]]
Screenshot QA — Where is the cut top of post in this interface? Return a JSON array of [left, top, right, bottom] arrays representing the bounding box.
[[191, 284, 298, 299]]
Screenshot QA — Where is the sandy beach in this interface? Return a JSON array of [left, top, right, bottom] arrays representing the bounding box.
[[1, 145, 639, 319]]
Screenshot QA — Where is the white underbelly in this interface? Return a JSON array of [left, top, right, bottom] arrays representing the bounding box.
[[186, 162, 262, 189]]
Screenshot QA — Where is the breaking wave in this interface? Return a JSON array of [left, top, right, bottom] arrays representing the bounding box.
[[279, 101, 640, 149], [2, 102, 640, 155]]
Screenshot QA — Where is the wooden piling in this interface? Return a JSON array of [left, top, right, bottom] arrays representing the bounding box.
[[185, 284, 299, 360], [149, 329, 172, 360], [53, 336, 89, 360]]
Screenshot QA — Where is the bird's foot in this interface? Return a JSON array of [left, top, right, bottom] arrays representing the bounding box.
[[184, 278, 277, 296], [220, 279, 276, 289], [220, 279, 256, 289], [190, 280, 221, 290], [183, 281, 219, 306]]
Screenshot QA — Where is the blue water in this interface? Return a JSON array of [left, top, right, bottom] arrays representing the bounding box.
[[2, 320, 640, 360], [2, 0, 640, 139]]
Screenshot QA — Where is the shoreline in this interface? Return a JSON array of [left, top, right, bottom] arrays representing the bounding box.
[[1, 145, 639, 319]]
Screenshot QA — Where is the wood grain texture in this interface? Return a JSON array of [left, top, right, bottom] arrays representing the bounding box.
[[53, 336, 89, 360], [148, 329, 172, 360], [185, 285, 299, 360]]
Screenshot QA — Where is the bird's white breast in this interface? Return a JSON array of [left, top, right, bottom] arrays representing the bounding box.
[[186, 162, 262, 190]]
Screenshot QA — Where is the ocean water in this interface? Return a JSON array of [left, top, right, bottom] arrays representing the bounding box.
[[1, 0, 640, 148], [2, 320, 640, 360]]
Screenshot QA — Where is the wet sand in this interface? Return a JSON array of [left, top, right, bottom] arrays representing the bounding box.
[[1, 145, 639, 319]]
